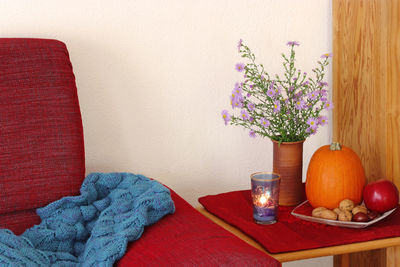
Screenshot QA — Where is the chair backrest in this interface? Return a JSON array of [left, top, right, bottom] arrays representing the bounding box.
[[0, 38, 85, 234]]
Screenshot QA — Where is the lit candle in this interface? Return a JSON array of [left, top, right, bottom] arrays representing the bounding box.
[[259, 194, 267, 205], [251, 172, 281, 225]]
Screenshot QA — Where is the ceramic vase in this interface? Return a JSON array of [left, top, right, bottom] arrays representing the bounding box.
[[272, 140, 306, 206]]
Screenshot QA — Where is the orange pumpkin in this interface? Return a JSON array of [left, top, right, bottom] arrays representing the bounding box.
[[305, 142, 366, 209]]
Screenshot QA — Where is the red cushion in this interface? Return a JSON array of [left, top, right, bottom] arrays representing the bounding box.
[[0, 38, 85, 230], [0, 209, 40, 235], [117, 190, 280, 266]]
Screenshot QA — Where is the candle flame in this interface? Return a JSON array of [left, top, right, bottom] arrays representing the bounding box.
[[258, 192, 271, 206], [259, 195, 267, 205]]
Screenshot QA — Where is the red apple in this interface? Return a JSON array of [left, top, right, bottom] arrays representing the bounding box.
[[363, 179, 399, 213]]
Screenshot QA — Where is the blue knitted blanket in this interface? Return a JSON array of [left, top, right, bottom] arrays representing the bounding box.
[[0, 173, 175, 266]]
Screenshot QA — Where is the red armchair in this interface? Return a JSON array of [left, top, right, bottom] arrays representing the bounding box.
[[0, 38, 280, 266]]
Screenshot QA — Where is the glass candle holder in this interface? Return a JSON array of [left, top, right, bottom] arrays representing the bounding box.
[[251, 172, 281, 225]]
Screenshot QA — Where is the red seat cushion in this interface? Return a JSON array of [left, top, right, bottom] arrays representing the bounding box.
[[117, 190, 281, 266], [0, 38, 85, 232]]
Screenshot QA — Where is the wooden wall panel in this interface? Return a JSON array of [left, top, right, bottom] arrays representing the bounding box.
[[333, 0, 400, 266], [333, 0, 387, 181], [385, 0, 400, 188]]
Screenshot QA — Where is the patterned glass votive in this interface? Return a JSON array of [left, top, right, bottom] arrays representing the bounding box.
[[251, 172, 281, 225]]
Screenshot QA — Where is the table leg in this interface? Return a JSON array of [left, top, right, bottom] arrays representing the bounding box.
[[386, 246, 400, 267], [334, 248, 387, 267], [333, 253, 349, 267]]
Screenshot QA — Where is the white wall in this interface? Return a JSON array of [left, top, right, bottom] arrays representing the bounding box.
[[0, 1, 332, 266]]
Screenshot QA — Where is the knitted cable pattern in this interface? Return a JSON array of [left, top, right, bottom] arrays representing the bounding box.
[[0, 173, 175, 266]]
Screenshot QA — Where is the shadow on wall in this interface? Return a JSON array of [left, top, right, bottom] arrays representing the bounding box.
[[68, 39, 145, 173]]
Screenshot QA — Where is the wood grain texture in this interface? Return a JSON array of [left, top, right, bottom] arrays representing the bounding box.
[[334, 249, 387, 267], [333, 0, 387, 181], [333, 0, 400, 266], [385, 0, 400, 189], [386, 246, 400, 267]]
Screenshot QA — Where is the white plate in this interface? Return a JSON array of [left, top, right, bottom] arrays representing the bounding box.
[[291, 200, 397, 229]]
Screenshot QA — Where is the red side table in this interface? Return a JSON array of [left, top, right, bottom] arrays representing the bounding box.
[[198, 190, 400, 265]]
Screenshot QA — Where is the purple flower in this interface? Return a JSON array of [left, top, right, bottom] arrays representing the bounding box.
[[302, 81, 309, 86], [237, 39, 243, 52], [221, 110, 231, 125], [307, 91, 318, 100], [249, 117, 254, 122], [233, 82, 242, 96], [294, 91, 303, 100], [247, 102, 255, 111], [274, 87, 282, 96], [260, 118, 270, 128], [249, 130, 256, 138], [288, 86, 294, 92], [318, 116, 328, 126], [286, 41, 300, 46], [269, 81, 275, 88], [260, 75, 265, 80], [293, 77, 298, 81], [295, 99, 306, 110], [273, 100, 281, 113], [231, 95, 244, 109], [319, 89, 328, 97], [246, 92, 251, 97], [249, 84, 254, 89], [324, 100, 334, 110], [240, 109, 250, 120], [306, 127, 317, 135], [319, 81, 329, 87], [321, 53, 333, 59], [267, 88, 275, 98], [235, 63, 245, 72], [307, 117, 318, 129]]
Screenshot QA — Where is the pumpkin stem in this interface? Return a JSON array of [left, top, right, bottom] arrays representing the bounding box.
[[330, 142, 341, 151]]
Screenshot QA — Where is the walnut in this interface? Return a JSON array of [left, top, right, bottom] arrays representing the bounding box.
[[333, 208, 342, 215], [352, 205, 368, 215], [312, 207, 327, 218], [338, 210, 352, 221], [339, 199, 355, 212], [319, 209, 338, 220]]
